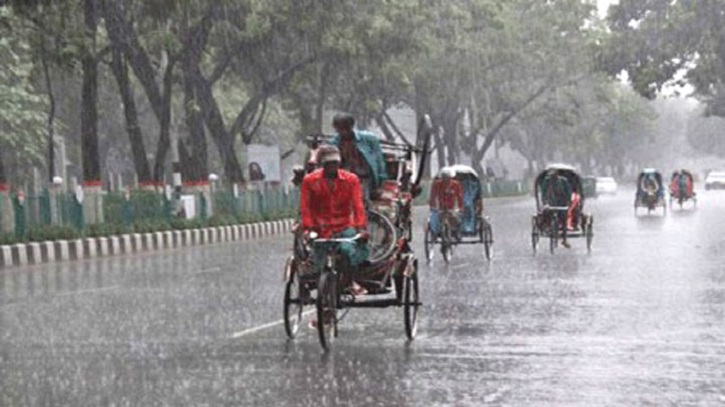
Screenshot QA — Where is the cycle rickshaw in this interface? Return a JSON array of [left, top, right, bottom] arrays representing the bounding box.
[[424, 165, 494, 263], [282, 116, 433, 350], [635, 169, 667, 215], [531, 164, 594, 254], [669, 169, 697, 209]]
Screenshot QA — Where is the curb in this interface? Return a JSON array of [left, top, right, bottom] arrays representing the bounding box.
[[0, 219, 295, 270]]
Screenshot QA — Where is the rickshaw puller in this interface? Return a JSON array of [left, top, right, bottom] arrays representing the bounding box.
[[429, 168, 464, 239], [300, 145, 370, 298]]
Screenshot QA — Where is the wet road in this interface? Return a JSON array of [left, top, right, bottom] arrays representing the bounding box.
[[2, 188, 725, 406]]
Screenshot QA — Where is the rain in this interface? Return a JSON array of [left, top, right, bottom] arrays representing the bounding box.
[[2, 0, 725, 406]]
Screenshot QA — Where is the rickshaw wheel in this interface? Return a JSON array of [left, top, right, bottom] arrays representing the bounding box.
[[440, 223, 452, 263], [403, 260, 420, 340], [549, 216, 558, 255], [531, 216, 540, 254], [424, 226, 435, 263], [482, 220, 493, 260], [586, 216, 594, 253], [316, 272, 338, 351], [283, 257, 303, 339]]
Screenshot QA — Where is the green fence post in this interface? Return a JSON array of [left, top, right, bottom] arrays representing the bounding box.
[[163, 196, 172, 223], [122, 196, 133, 228], [74, 195, 84, 232], [13, 194, 26, 240], [40, 189, 51, 225], [199, 193, 208, 220], [258, 189, 265, 219]]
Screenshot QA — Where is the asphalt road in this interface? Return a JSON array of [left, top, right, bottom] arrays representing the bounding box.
[[2, 188, 725, 406]]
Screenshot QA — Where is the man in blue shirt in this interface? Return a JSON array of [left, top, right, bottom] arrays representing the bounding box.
[[330, 113, 387, 201]]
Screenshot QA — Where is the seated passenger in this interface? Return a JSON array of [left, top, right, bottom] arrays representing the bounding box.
[[542, 170, 572, 248], [330, 113, 387, 202], [460, 177, 482, 235]]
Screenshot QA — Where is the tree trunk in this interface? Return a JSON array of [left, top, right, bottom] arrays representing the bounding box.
[[191, 71, 245, 183], [102, 0, 176, 183], [433, 130, 446, 172], [153, 63, 174, 182], [81, 0, 100, 183], [40, 41, 56, 183], [0, 154, 6, 184], [182, 59, 208, 182], [441, 116, 459, 166], [109, 47, 152, 182], [314, 63, 329, 132]]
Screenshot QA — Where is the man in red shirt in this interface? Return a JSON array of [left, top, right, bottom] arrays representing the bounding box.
[[428, 168, 464, 237], [301, 145, 370, 295]]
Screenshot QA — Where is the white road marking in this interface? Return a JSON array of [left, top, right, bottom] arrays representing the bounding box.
[[55, 285, 120, 297], [195, 266, 222, 275], [451, 263, 470, 270], [232, 309, 315, 339]]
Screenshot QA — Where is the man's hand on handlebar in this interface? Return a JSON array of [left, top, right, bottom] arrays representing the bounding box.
[[357, 228, 370, 243]]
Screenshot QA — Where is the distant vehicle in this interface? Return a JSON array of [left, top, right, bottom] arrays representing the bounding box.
[[705, 171, 725, 190], [595, 177, 618, 195]]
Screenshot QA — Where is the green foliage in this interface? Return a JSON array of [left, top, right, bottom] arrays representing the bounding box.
[[0, 7, 49, 179], [26, 225, 79, 242], [132, 219, 171, 234], [208, 213, 237, 227], [605, 0, 725, 112], [85, 223, 128, 238], [0, 232, 18, 245], [170, 217, 206, 230]]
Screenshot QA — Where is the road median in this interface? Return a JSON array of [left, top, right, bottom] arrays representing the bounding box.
[[0, 219, 295, 269]]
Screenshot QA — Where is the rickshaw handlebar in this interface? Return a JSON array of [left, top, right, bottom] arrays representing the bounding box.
[[310, 234, 362, 244], [542, 205, 569, 211]]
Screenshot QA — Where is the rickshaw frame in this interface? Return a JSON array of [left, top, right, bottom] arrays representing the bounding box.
[[669, 169, 697, 210], [635, 168, 667, 216]]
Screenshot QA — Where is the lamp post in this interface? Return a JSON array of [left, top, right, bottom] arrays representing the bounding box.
[[208, 173, 219, 217], [50, 176, 63, 225]]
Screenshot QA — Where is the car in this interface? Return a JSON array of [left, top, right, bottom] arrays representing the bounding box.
[[595, 177, 618, 195], [705, 171, 725, 190]]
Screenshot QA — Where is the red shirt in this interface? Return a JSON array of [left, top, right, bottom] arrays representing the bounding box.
[[429, 179, 463, 210], [300, 169, 367, 237]]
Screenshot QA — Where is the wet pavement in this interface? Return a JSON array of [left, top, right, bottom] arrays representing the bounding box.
[[2, 188, 725, 406]]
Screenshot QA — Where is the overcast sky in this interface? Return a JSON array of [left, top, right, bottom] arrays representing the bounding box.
[[596, 0, 617, 18]]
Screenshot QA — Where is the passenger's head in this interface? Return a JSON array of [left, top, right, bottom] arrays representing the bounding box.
[[318, 145, 341, 178], [333, 113, 355, 138]]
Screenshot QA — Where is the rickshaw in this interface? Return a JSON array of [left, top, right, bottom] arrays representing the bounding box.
[[635, 169, 667, 215], [424, 165, 494, 263], [669, 169, 697, 209], [282, 116, 433, 351], [531, 164, 594, 254]]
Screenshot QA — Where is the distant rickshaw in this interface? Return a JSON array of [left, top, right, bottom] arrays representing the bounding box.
[[669, 169, 697, 209], [424, 165, 494, 262], [635, 169, 667, 215], [531, 164, 594, 254]]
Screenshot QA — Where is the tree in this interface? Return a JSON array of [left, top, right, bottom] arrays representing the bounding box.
[[0, 7, 50, 184], [605, 0, 725, 113]]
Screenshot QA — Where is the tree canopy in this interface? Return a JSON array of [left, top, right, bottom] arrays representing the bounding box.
[[0, 0, 670, 187]]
